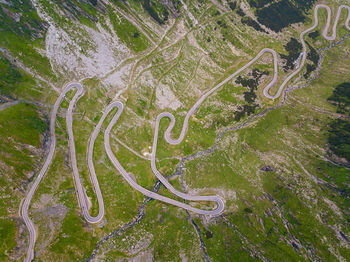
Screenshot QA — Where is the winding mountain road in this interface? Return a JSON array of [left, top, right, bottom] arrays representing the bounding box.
[[21, 83, 82, 262], [104, 102, 225, 215], [67, 84, 107, 224], [264, 4, 350, 99], [21, 4, 350, 261], [22, 83, 108, 261]]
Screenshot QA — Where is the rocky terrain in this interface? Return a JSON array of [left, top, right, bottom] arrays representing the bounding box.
[[0, 0, 349, 261]]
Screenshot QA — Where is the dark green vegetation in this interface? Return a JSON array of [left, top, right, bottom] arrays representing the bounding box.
[[327, 82, 350, 115], [234, 69, 268, 121], [303, 41, 319, 79], [256, 0, 304, 32], [305, 41, 319, 65], [248, 0, 270, 9], [231, 0, 266, 33], [252, 0, 316, 32], [241, 16, 267, 33], [138, 0, 182, 24], [308, 30, 320, 39], [228, 1, 237, 11], [280, 37, 302, 71], [142, 0, 168, 24], [327, 82, 350, 163], [328, 119, 350, 163], [236, 6, 245, 17]]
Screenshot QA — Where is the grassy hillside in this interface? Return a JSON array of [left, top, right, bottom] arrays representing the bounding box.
[[0, 0, 349, 261]]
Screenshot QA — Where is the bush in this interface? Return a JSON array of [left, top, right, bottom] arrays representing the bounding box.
[[328, 119, 350, 162], [308, 31, 320, 39], [327, 82, 350, 114], [255, 0, 305, 32], [306, 41, 319, 65], [241, 17, 266, 33], [142, 0, 169, 25], [280, 37, 302, 71], [228, 2, 237, 10], [327, 82, 350, 162], [248, 0, 270, 9], [237, 7, 245, 17], [234, 69, 268, 121]]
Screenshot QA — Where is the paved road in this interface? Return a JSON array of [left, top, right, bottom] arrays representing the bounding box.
[[104, 102, 225, 215], [105, 3, 350, 217], [21, 4, 350, 261], [66, 84, 109, 224], [161, 48, 278, 145], [265, 4, 350, 99], [22, 83, 104, 261], [21, 83, 82, 262], [0, 100, 19, 111], [320, 5, 350, 41]]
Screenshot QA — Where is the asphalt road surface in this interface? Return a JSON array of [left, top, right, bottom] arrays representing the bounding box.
[[104, 102, 225, 215], [266, 4, 350, 99], [66, 84, 107, 224], [21, 83, 82, 262], [21, 4, 349, 261]]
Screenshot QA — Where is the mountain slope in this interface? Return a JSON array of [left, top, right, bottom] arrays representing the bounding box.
[[0, 0, 349, 261]]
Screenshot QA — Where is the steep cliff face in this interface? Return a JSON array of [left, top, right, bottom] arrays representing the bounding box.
[[1, 1, 349, 261]]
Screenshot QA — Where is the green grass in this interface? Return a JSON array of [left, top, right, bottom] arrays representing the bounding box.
[[0, 29, 50, 257], [0, 219, 16, 261], [0, 103, 46, 147], [1, 0, 350, 260], [49, 211, 98, 260], [0, 56, 46, 100], [0, 9, 54, 82], [109, 7, 150, 52]]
